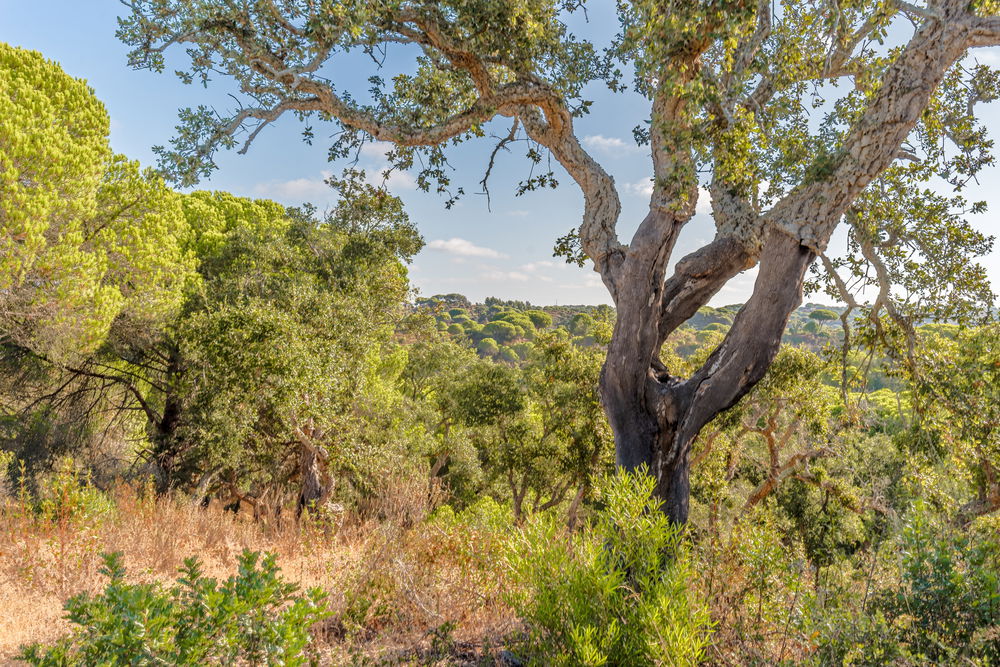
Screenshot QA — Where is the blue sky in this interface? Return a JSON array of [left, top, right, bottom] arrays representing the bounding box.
[[3, 2, 999, 307]]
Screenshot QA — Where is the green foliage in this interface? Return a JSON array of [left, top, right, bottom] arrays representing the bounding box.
[[163, 176, 421, 493], [499, 346, 520, 364], [507, 469, 712, 666], [568, 313, 595, 337], [879, 506, 1000, 662], [453, 363, 524, 427], [912, 323, 999, 513], [482, 320, 520, 344], [495, 311, 536, 336], [476, 336, 499, 357], [818, 505, 1000, 665], [19, 550, 330, 666], [525, 310, 554, 329], [37, 458, 115, 526], [118, 1, 602, 192], [808, 308, 838, 322], [0, 44, 194, 360]]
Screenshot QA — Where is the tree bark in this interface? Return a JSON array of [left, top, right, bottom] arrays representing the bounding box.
[[297, 442, 332, 517], [601, 230, 814, 523]]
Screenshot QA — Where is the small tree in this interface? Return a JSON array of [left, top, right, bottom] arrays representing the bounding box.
[[477, 337, 500, 357], [808, 309, 839, 322], [482, 320, 520, 344], [525, 310, 554, 330]]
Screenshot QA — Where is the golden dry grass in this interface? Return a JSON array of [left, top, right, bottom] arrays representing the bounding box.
[[0, 475, 516, 665]]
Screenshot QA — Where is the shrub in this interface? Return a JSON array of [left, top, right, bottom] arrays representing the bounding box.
[[19, 550, 330, 666], [816, 504, 1000, 665], [499, 346, 520, 364], [507, 469, 712, 666], [477, 337, 499, 357], [568, 313, 594, 336], [37, 458, 115, 525], [875, 505, 1000, 663], [808, 308, 838, 322], [483, 320, 519, 344]]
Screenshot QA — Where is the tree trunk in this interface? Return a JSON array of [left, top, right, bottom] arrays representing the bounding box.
[[150, 346, 185, 493], [601, 231, 813, 523], [297, 442, 332, 517]]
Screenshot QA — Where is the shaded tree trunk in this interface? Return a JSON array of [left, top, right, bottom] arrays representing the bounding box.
[[150, 347, 186, 493], [601, 231, 814, 523], [297, 442, 332, 517]]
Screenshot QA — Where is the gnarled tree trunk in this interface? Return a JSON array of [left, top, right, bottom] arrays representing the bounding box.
[[602, 231, 811, 523]]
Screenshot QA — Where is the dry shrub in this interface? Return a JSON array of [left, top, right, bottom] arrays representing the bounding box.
[[0, 466, 516, 664], [694, 517, 814, 665]]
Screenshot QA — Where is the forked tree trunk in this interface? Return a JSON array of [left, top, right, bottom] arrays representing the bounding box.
[[601, 232, 814, 523]]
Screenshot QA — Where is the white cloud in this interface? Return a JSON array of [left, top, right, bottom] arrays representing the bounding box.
[[560, 272, 605, 290], [359, 140, 395, 160], [252, 170, 333, 202], [483, 269, 531, 282], [696, 187, 712, 215], [623, 178, 654, 197], [519, 260, 565, 273], [622, 181, 713, 215], [971, 48, 1000, 65], [363, 168, 417, 191], [425, 238, 508, 259], [356, 141, 416, 190], [583, 134, 643, 155]]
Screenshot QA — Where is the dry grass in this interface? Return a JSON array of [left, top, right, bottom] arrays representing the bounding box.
[[0, 473, 516, 665]]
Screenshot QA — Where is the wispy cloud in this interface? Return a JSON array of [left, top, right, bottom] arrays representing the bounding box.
[[622, 181, 713, 215], [252, 140, 416, 203], [559, 272, 605, 290], [623, 178, 654, 197], [357, 141, 417, 190], [426, 238, 509, 259], [970, 48, 1000, 65], [359, 141, 394, 160], [483, 269, 531, 282], [696, 187, 712, 215], [519, 260, 566, 273], [363, 167, 417, 191], [252, 171, 333, 202], [583, 134, 643, 156]]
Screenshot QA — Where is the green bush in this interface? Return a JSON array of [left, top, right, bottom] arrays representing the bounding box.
[[37, 458, 115, 525], [499, 346, 520, 364], [875, 505, 1000, 663], [808, 308, 838, 321], [525, 310, 553, 329], [19, 550, 330, 666], [816, 505, 1000, 665], [507, 469, 712, 666], [476, 337, 499, 357]]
